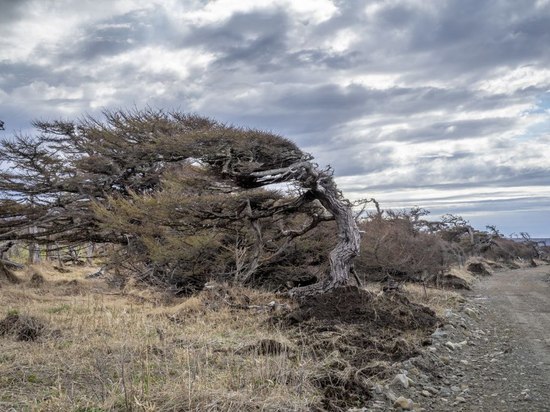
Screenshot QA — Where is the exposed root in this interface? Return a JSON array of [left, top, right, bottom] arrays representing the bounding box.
[[287, 278, 349, 299]]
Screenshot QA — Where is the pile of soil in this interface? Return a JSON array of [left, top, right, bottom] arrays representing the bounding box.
[[281, 286, 439, 411], [287, 286, 437, 329], [439, 273, 471, 290], [0, 313, 45, 341]]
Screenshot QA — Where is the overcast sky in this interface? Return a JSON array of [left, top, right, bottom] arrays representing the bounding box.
[[1, 0, 549, 236]]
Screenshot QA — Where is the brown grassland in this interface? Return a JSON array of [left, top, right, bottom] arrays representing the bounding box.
[[0, 263, 463, 411]]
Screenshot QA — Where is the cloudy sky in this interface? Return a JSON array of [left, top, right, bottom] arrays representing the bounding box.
[[1, 0, 550, 236]]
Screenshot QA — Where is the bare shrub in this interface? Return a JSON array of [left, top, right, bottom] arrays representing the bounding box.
[[356, 211, 449, 283]]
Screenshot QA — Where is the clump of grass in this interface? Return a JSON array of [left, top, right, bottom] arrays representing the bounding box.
[[402, 282, 464, 317], [45, 304, 71, 314], [0, 312, 46, 341]]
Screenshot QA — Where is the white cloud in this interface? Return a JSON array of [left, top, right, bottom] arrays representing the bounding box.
[[476, 66, 550, 94], [180, 0, 337, 25]]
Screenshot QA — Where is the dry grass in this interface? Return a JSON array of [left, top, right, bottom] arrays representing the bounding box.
[[0, 264, 462, 411], [447, 265, 477, 285], [364, 282, 464, 318], [0, 265, 319, 411], [402, 283, 464, 317]]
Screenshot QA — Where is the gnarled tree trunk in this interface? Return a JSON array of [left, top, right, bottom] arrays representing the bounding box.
[[247, 160, 361, 297], [289, 167, 360, 296]]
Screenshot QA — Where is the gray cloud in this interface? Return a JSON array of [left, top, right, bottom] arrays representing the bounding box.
[[0, 0, 29, 24], [184, 10, 290, 67], [386, 117, 517, 142], [382, 0, 550, 76], [59, 8, 179, 61], [348, 164, 550, 193]]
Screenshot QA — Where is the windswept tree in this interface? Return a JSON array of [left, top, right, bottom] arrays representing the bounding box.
[[0, 109, 360, 295]]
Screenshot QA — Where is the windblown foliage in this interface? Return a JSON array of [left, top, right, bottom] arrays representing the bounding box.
[[0, 109, 358, 294]]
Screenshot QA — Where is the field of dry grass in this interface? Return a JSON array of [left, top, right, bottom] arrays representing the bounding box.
[[0, 263, 462, 411]]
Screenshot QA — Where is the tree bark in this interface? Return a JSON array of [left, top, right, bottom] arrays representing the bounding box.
[[0, 241, 13, 260], [235, 200, 263, 284], [285, 165, 361, 297], [86, 243, 95, 265], [244, 160, 361, 296], [28, 226, 40, 264]]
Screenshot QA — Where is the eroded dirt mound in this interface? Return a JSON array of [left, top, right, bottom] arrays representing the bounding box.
[[281, 287, 439, 411], [288, 286, 437, 330], [439, 273, 472, 290], [0, 313, 45, 341]]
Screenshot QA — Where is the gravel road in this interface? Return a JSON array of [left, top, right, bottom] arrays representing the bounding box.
[[365, 264, 550, 411], [461, 264, 550, 411]]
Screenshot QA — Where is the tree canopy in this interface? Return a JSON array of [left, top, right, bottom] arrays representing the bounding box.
[[0, 109, 359, 295]]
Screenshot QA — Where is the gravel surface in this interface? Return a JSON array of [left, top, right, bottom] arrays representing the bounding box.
[[362, 264, 550, 412], [458, 264, 550, 411]]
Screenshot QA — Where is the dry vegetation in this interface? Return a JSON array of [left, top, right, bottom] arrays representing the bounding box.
[[1, 264, 310, 411], [0, 263, 464, 412]]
